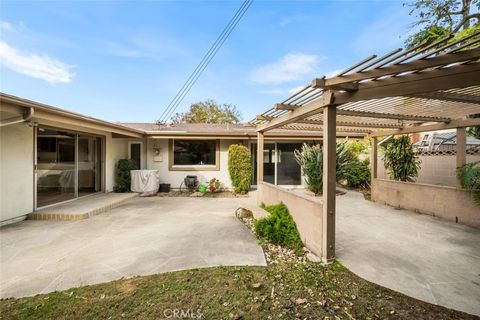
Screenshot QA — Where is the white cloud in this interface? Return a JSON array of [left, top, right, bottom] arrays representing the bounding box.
[[0, 21, 12, 31], [0, 41, 74, 84], [280, 15, 305, 27], [251, 53, 320, 85]]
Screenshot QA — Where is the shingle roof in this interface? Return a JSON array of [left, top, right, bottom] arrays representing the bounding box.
[[120, 122, 361, 137]]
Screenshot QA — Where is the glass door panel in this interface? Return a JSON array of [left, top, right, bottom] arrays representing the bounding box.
[[78, 135, 102, 196], [250, 143, 276, 185], [36, 129, 76, 207], [277, 143, 302, 185]]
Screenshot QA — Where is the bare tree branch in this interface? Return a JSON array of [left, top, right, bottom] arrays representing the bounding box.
[[452, 13, 480, 33]]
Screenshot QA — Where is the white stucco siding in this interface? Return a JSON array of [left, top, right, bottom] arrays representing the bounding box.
[[146, 139, 245, 189], [105, 138, 130, 192], [0, 123, 34, 223]]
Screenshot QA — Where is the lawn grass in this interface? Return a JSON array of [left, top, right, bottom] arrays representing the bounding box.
[[0, 262, 475, 320]]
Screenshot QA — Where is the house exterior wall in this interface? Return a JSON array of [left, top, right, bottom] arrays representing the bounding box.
[[37, 118, 130, 193], [0, 118, 131, 224], [371, 178, 480, 229], [257, 182, 323, 257], [0, 123, 34, 224], [145, 138, 245, 189]]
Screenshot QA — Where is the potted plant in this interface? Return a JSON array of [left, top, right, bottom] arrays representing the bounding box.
[[208, 178, 221, 192]]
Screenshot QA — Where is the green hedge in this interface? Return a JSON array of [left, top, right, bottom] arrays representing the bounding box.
[[228, 144, 252, 194], [344, 158, 371, 188], [114, 159, 136, 192], [254, 203, 303, 254]]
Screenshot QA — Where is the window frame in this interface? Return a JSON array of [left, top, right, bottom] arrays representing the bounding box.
[[169, 139, 220, 171], [128, 141, 143, 170]]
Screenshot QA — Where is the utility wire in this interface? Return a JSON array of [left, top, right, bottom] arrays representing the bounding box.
[[158, 0, 252, 124], [157, 0, 253, 124]]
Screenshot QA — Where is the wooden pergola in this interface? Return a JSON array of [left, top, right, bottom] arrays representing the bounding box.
[[251, 32, 480, 262]]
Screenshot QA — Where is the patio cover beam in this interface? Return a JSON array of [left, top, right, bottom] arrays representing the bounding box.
[[333, 63, 480, 105], [320, 48, 480, 89], [370, 117, 480, 137], [297, 119, 403, 129], [257, 91, 335, 132], [336, 110, 451, 123], [257, 63, 479, 132], [275, 103, 300, 111]]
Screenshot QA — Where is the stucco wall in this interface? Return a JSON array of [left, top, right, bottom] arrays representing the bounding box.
[[0, 123, 34, 223], [371, 178, 480, 228], [145, 138, 245, 189], [257, 182, 323, 256], [105, 138, 130, 192], [377, 153, 480, 187]]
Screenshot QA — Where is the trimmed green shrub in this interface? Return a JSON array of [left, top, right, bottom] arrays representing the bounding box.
[[114, 159, 136, 192], [457, 161, 480, 205], [382, 135, 421, 182], [254, 203, 303, 254], [344, 158, 371, 188], [228, 144, 252, 194]]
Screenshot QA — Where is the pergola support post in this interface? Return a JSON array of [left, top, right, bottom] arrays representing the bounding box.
[[257, 132, 264, 183], [371, 137, 378, 181], [456, 127, 466, 189], [322, 105, 336, 263]]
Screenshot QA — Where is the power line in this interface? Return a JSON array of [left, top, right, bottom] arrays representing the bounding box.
[[157, 0, 253, 124], [159, 0, 252, 124]]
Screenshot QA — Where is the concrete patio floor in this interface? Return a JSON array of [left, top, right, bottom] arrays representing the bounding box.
[[336, 190, 480, 316], [0, 196, 266, 298]]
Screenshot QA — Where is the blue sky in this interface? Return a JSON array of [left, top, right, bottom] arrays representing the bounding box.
[[0, 0, 416, 123]]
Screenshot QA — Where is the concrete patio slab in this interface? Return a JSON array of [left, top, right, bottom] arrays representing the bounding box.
[[336, 189, 480, 316], [0, 196, 266, 298], [29, 192, 138, 220]]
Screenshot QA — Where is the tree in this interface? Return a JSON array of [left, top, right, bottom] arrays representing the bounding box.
[[170, 99, 242, 124], [405, 0, 479, 48]]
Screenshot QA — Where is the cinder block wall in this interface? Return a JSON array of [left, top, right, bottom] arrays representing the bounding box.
[[377, 153, 480, 187], [372, 179, 480, 229], [257, 182, 323, 256]]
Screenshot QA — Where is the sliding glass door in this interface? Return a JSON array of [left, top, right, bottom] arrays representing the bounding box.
[[78, 135, 102, 196], [277, 143, 302, 185], [250, 142, 302, 186], [36, 127, 103, 208]]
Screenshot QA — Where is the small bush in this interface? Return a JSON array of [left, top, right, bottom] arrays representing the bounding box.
[[344, 158, 371, 188], [114, 159, 136, 192], [228, 144, 252, 194], [457, 161, 480, 205], [254, 203, 303, 253]]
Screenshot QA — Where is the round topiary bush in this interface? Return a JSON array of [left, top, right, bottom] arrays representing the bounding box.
[[228, 144, 252, 194]]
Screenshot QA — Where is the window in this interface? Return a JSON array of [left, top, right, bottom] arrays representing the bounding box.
[[128, 142, 142, 170], [170, 139, 219, 170]]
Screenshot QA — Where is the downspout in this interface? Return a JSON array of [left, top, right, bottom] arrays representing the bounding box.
[[0, 107, 34, 127]]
